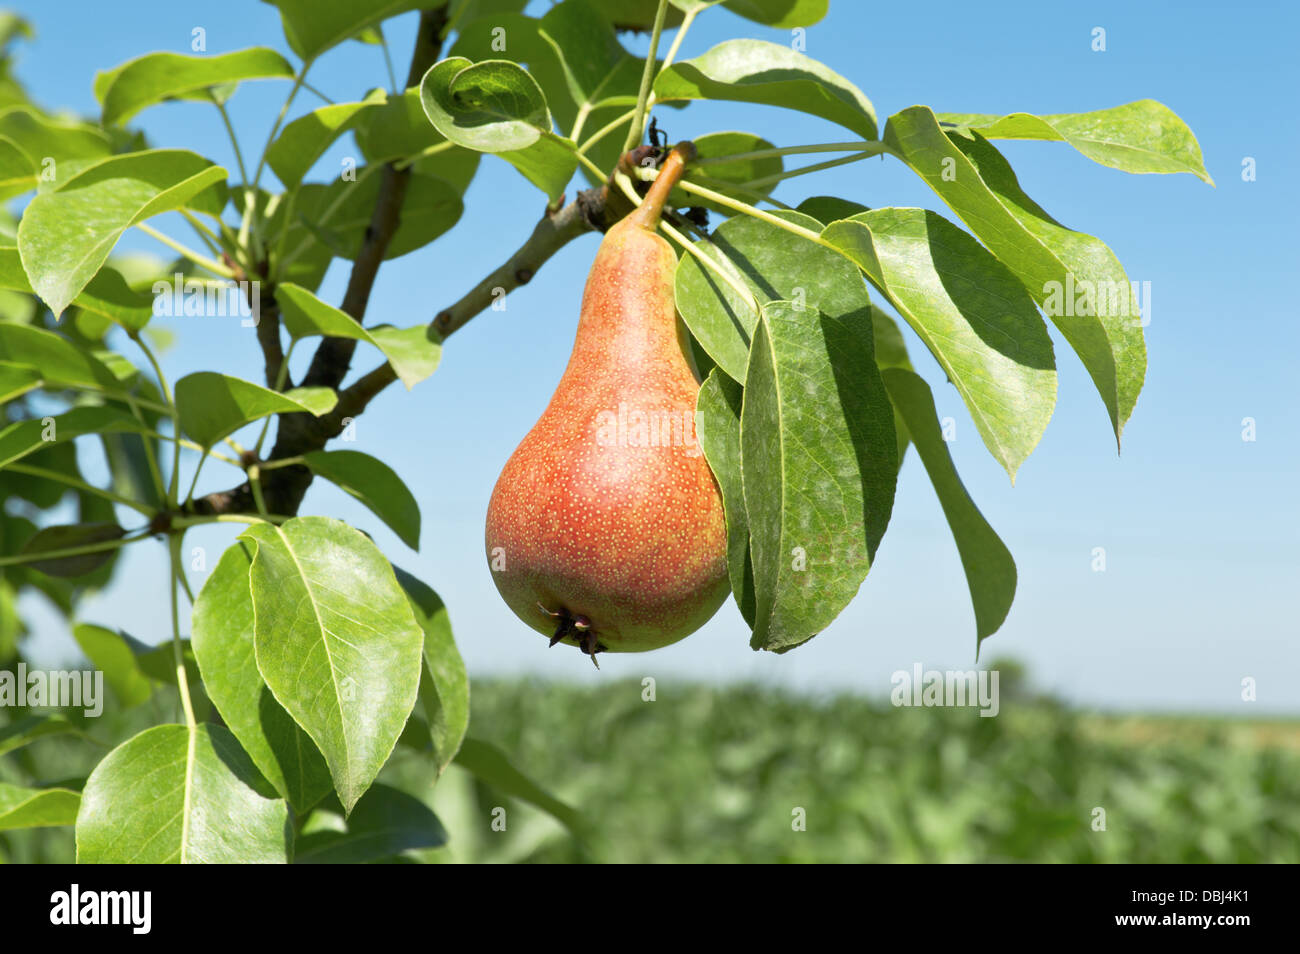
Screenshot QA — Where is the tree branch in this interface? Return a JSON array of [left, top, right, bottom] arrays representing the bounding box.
[[189, 183, 612, 519], [299, 7, 448, 391]]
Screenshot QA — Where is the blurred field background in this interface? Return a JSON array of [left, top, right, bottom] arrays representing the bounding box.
[[5, 670, 1298, 863]]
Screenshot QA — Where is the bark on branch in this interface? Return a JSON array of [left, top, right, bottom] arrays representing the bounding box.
[[188, 183, 611, 518]]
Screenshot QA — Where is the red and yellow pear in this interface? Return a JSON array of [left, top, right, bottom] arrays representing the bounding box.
[[484, 142, 729, 661]]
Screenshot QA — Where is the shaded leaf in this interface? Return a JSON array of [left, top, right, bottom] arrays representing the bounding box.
[[742, 301, 897, 652], [695, 370, 754, 625], [0, 714, 80, 757], [0, 406, 148, 469], [654, 40, 876, 139], [17, 150, 227, 317], [76, 723, 290, 863], [882, 367, 1016, 650], [71, 623, 153, 706], [265, 0, 436, 62], [191, 540, 332, 813], [96, 48, 295, 126], [821, 209, 1057, 480], [394, 567, 469, 774], [421, 56, 577, 199], [0, 783, 79, 830], [303, 450, 421, 549], [266, 90, 386, 188], [242, 516, 424, 812], [174, 371, 336, 448], [454, 737, 585, 835], [295, 783, 447, 862], [20, 524, 126, 579], [884, 106, 1141, 440]]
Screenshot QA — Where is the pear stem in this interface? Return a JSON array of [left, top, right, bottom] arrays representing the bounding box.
[[627, 142, 696, 231]]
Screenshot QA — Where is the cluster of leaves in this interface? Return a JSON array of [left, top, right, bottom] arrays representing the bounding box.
[[0, 0, 1210, 862], [444, 680, 1300, 863], [409, 0, 1211, 655]]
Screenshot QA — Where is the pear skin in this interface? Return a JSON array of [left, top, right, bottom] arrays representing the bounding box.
[[485, 144, 729, 659]]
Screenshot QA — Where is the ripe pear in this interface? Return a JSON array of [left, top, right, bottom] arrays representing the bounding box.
[[485, 142, 729, 661]]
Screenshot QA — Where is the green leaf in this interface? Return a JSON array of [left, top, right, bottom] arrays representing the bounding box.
[[454, 737, 585, 835], [302, 450, 422, 550], [0, 12, 33, 52], [17, 150, 227, 317], [0, 714, 80, 757], [71, 623, 153, 706], [0, 135, 36, 200], [0, 407, 148, 469], [718, 0, 827, 27], [394, 567, 469, 774], [420, 56, 577, 199], [821, 209, 1057, 480], [795, 195, 869, 224], [264, 0, 436, 62], [276, 283, 441, 389], [937, 99, 1213, 184], [881, 368, 1016, 650], [354, 87, 441, 158], [295, 783, 447, 863], [0, 362, 42, 404], [675, 131, 783, 214], [449, 3, 645, 185], [695, 370, 754, 625], [174, 371, 336, 448], [283, 171, 464, 263], [884, 106, 1142, 440], [674, 209, 867, 384], [0, 106, 112, 164], [0, 248, 154, 333], [741, 301, 897, 652], [0, 321, 123, 390], [266, 89, 386, 188], [69, 266, 157, 333], [946, 131, 1147, 442], [0, 783, 79, 830], [19, 524, 126, 579], [654, 40, 877, 140], [241, 516, 424, 812], [191, 540, 333, 813], [96, 48, 295, 126], [76, 723, 290, 863]]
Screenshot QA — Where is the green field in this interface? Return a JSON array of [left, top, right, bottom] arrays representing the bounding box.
[[4, 679, 1297, 863]]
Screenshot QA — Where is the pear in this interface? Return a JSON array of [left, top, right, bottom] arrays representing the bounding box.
[[485, 142, 729, 661]]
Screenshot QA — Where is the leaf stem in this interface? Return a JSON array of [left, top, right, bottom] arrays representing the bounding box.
[[167, 536, 197, 730], [621, 0, 671, 153], [5, 463, 154, 515], [215, 100, 250, 187], [674, 179, 824, 243], [659, 7, 697, 73], [614, 171, 758, 315], [577, 107, 636, 157], [135, 223, 236, 279], [131, 332, 182, 507], [172, 513, 288, 528], [694, 140, 889, 165], [0, 532, 148, 568]]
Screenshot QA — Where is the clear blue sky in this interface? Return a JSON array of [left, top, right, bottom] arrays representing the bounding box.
[[10, 1, 1298, 714]]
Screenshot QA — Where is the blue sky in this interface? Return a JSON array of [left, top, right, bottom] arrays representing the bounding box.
[[9, 1, 1298, 713]]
